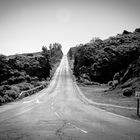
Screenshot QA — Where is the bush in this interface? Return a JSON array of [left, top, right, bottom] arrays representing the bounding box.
[[0, 80, 8, 85], [16, 83, 34, 91], [0, 96, 5, 104], [31, 76, 39, 82], [7, 76, 15, 85], [12, 70, 21, 77], [0, 85, 11, 96], [11, 86, 20, 92], [122, 88, 134, 97], [5, 90, 18, 99], [30, 81, 41, 87], [0, 85, 11, 91], [3, 94, 13, 102], [26, 75, 31, 82], [7, 76, 25, 85], [17, 76, 25, 83]]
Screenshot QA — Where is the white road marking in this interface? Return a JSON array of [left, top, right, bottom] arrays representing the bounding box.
[[36, 99, 41, 104], [75, 126, 88, 133], [67, 122, 88, 134], [55, 112, 61, 118], [23, 98, 41, 104]]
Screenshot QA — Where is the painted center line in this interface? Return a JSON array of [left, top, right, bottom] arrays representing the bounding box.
[[55, 112, 61, 118], [67, 122, 88, 134], [75, 126, 88, 133]]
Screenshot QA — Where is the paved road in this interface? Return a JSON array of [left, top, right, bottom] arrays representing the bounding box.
[[0, 56, 140, 140]]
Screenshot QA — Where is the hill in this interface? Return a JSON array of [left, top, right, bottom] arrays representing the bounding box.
[[68, 28, 140, 95], [0, 43, 63, 105]]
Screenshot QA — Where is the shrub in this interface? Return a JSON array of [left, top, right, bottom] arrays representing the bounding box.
[[26, 75, 31, 82], [123, 30, 131, 35], [12, 70, 21, 77], [7, 76, 15, 85], [0, 96, 5, 104], [31, 81, 41, 87], [16, 83, 34, 91], [7, 76, 25, 85], [0, 85, 11, 91], [17, 76, 25, 82], [5, 90, 18, 99], [11, 86, 20, 92], [3, 94, 13, 102], [0, 85, 11, 96], [31, 76, 39, 82], [122, 88, 134, 97], [1, 80, 8, 85]]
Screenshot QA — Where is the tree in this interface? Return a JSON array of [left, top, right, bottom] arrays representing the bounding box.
[[90, 37, 102, 44]]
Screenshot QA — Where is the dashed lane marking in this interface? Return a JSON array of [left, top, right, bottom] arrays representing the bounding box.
[[55, 112, 61, 118], [67, 122, 88, 134], [74, 126, 88, 133]]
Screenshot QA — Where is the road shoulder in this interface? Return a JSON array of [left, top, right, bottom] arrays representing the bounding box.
[[78, 84, 140, 121]]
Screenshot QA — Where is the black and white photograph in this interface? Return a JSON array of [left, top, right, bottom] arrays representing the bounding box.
[[0, 0, 140, 139]]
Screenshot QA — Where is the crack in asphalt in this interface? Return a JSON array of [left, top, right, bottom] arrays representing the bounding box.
[[55, 120, 80, 140], [50, 86, 87, 139]]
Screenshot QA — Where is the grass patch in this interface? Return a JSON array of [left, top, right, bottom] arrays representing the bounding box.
[[79, 84, 140, 121]]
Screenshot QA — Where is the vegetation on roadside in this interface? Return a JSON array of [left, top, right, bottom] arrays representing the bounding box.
[[0, 43, 63, 105], [79, 85, 139, 120], [68, 28, 140, 96]]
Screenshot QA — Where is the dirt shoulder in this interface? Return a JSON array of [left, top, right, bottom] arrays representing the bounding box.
[[78, 83, 140, 121]]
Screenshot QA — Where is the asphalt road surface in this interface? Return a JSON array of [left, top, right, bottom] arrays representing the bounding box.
[[0, 56, 140, 140]]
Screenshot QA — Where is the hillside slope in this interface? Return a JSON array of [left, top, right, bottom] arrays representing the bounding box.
[[0, 43, 63, 105], [68, 28, 140, 93]]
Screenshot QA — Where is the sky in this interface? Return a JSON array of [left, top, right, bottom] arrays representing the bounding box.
[[0, 0, 140, 55]]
